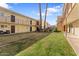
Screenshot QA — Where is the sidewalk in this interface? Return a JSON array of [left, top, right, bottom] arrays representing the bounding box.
[[64, 33, 79, 56]]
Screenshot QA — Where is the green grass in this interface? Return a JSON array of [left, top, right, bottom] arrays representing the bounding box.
[[16, 32, 76, 56]]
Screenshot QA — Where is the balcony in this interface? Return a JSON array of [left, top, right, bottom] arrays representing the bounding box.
[[0, 16, 30, 25], [0, 16, 11, 23], [15, 18, 30, 25]]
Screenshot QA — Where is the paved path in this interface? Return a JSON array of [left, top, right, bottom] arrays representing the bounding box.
[[64, 33, 79, 56]]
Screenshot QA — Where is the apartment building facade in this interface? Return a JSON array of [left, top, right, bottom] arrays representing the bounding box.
[[0, 6, 37, 34], [0, 6, 50, 34], [57, 3, 79, 36]]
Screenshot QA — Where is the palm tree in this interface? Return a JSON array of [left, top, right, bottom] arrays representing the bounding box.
[[44, 3, 48, 31], [39, 3, 42, 31]]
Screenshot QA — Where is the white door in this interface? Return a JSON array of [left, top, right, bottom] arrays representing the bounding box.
[[75, 27, 79, 36]]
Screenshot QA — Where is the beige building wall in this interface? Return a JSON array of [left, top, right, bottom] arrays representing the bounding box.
[[57, 16, 64, 31], [57, 22, 63, 31], [0, 6, 31, 33], [15, 25, 30, 33], [32, 26, 36, 31], [66, 4, 79, 24], [31, 20, 37, 31], [62, 3, 79, 36]]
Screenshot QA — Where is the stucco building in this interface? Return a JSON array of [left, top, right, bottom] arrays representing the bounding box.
[[0, 6, 37, 34], [57, 16, 63, 31], [0, 6, 50, 34], [57, 3, 79, 36]]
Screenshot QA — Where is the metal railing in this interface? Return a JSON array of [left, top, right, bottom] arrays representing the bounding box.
[[0, 16, 11, 23], [0, 16, 30, 25]]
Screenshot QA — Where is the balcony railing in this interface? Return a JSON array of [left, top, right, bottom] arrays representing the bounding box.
[[0, 16, 11, 23], [0, 16, 30, 25]]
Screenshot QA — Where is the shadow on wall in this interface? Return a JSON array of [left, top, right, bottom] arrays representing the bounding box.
[[0, 32, 51, 56]]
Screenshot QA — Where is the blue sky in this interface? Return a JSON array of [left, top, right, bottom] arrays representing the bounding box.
[[0, 3, 64, 25]]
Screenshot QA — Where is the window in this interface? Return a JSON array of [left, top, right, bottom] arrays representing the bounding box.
[[30, 20, 32, 25], [0, 25, 7, 28], [11, 15, 15, 22], [0, 13, 4, 16], [5, 25, 7, 27], [1, 25, 4, 28]]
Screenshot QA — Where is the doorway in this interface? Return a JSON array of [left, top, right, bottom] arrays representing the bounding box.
[[11, 25, 15, 33], [30, 26, 32, 32]]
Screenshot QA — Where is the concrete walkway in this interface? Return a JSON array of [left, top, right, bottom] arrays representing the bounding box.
[[64, 33, 79, 56]]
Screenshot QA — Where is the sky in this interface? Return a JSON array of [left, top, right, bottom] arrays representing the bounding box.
[[0, 3, 64, 25]]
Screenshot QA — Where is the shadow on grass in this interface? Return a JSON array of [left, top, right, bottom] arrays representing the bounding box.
[[0, 32, 51, 56]]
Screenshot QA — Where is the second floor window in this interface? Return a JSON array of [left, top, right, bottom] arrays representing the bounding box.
[[0, 13, 4, 16], [11, 15, 15, 22], [30, 20, 32, 25]]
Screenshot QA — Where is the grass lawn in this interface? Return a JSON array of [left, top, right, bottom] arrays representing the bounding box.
[[16, 32, 76, 56]]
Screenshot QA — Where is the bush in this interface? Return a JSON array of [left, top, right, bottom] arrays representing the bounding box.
[[54, 27, 61, 32]]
